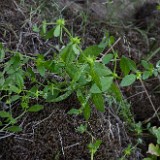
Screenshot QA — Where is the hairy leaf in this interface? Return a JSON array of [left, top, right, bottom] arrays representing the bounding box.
[[120, 74, 136, 87]]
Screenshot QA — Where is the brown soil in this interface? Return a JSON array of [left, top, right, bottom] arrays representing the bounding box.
[[0, 0, 160, 160], [0, 95, 142, 160]]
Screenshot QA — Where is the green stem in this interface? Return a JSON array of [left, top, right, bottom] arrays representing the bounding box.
[[91, 151, 94, 160], [62, 26, 73, 39]]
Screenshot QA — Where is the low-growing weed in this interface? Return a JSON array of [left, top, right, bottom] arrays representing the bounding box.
[[144, 127, 160, 160], [76, 124, 101, 160], [0, 18, 160, 159]]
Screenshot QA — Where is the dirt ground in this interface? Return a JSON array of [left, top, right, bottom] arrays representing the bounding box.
[[0, 0, 160, 160]]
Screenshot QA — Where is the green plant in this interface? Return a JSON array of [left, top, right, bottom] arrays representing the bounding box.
[[0, 18, 160, 142], [88, 139, 102, 160], [119, 138, 143, 160], [0, 19, 159, 129], [27, 19, 160, 123], [76, 124, 101, 160], [144, 127, 160, 160], [119, 144, 134, 160]]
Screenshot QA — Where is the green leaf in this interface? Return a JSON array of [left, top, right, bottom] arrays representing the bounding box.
[[141, 60, 150, 70], [41, 20, 47, 35], [127, 58, 137, 72], [60, 44, 76, 64], [79, 45, 103, 62], [92, 93, 105, 112], [45, 28, 55, 39], [27, 86, 39, 97], [28, 104, 44, 112], [0, 74, 5, 87], [84, 45, 103, 57], [6, 126, 22, 133], [72, 44, 80, 55], [120, 56, 137, 75], [120, 56, 130, 75], [37, 65, 46, 77], [36, 55, 46, 77], [68, 108, 82, 115], [142, 71, 151, 80], [157, 5, 160, 10], [100, 76, 113, 91], [0, 111, 11, 118], [90, 66, 102, 90], [5, 53, 21, 71], [9, 85, 21, 94], [88, 139, 102, 154], [147, 143, 160, 156], [90, 76, 113, 93], [21, 102, 29, 109], [90, 84, 102, 93], [46, 90, 73, 102], [71, 64, 87, 84], [15, 72, 24, 88], [66, 64, 78, 79], [0, 43, 5, 62], [102, 53, 113, 64], [10, 95, 20, 103], [153, 69, 158, 77], [94, 63, 112, 77], [108, 83, 123, 101], [32, 24, 40, 32], [76, 124, 87, 134], [108, 36, 115, 46], [9, 117, 17, 124], [54, 25, 61, 37], [152, 127, 160, 145], [120, 74, 136, 87], [156, 60, 160, 69], [76, 90, 91, 120], [83, 104, 91, 120]]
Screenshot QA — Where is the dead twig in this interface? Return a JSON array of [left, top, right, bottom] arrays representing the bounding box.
[[64, 142, 80, 150], [97, 37, 121, 62], [57, 129, 65, 159], [140, 78, 160, 122]]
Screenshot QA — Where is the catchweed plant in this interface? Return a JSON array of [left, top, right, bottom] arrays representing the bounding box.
[[0, 18, 160, 158]]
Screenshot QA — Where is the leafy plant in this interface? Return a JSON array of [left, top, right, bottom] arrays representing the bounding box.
[[144, 127, 160, 160], [0, 18, 160, 144], [88, 139, 102, 160], [76, 124, 101, 160]]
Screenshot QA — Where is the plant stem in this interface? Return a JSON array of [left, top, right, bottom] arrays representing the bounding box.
[[91, 151, 94, 160]]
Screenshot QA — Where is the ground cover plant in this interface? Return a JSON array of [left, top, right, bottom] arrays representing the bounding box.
[[0, 0, 160, 159]]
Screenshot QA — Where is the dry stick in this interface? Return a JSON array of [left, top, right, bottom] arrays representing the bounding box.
[[64, 142, 80, 150], [116, 123, 121, 148], [57, 129, 65, 159], [125, 91, 146, 100], [143, 107, 160, 124], [33, 110, 55, 127], [13, 0, 26, 18], [16, 32, 23, 51], [140, 78, 160, 122], [0, 132, 14, 140], [97, 37, 121, 62]]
